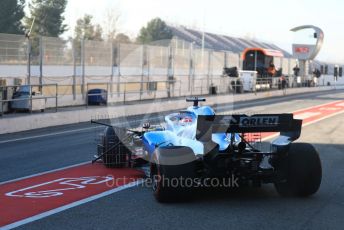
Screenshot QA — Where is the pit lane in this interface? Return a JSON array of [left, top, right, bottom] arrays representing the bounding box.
[[1, 89, 344, 229]]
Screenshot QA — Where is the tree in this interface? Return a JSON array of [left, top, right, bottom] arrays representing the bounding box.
[[72, 14, 104, 59], [0, 0, 25, 34], [74, 14, 103, 41], [115, 33, 130, 43], [136, 18, 172, 44], [104, 8, 120, 42], [102, 8, 131, 44], [24, 0, 67, 37], [93, 25, 103, 41]]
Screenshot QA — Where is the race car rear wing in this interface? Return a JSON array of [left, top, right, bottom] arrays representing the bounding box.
[[196, 114, 302, 142]]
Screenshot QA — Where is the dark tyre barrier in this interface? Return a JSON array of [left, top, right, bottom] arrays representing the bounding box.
[[235, 80, 244, 93], [209, 86, 217, 95]]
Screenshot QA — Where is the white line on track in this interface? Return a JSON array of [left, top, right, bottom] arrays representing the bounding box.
[[301, 109, 344, 129], [1, 179, 144, 230], [2, 101, 344, 229], [0, 127, 97, 144], [0, 161, 89, 185], [0, 96, 343, 144], [291, 99, 344, 113], [261, 109, 344, 141]]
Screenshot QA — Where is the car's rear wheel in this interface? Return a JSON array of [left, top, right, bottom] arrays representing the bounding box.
[[274, 143, 322, 197], [150, 146, 196, 202]]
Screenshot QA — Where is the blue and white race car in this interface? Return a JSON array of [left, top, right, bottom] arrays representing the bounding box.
[[92, 97, 322, 202]]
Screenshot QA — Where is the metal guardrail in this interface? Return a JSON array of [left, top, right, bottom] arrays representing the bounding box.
[[0, 84, 58, 116], [0, 78, 341, 118], [85, 79, 183, 106]]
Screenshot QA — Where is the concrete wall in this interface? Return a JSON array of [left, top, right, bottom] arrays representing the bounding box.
[[0, 85, 342, 135]]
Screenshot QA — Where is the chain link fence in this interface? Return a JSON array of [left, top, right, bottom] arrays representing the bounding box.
[[0, 33, 27, 65], [0, 32, 342, 115]]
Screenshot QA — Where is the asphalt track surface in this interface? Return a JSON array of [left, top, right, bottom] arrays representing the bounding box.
[[1, 89, 344, 229]]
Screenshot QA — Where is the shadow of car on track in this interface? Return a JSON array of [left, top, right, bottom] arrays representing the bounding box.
[[142, 143, 342, 205]]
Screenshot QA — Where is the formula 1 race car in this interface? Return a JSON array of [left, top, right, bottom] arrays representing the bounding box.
[[92, 97, 322, 202]]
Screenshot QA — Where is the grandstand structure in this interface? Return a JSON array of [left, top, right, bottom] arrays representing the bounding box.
[[167, 25, 293, 58], [167, 25, 339, 74]]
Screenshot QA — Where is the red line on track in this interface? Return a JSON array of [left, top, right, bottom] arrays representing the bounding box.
[[294, 100, 344, 123], [1, 100, 344, 228], [0, 164, 143, 227], [259, 100, 344, 139]]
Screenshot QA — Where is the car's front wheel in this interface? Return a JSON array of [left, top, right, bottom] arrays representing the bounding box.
[[100, 127, 131, 168]]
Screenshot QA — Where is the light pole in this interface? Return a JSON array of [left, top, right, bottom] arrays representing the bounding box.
[[25, 17, 36, 85]]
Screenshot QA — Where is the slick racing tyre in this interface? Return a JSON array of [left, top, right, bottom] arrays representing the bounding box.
[[274, 143, 322, 197], [150, 146, 196, 202], [100, 127, 131, 168]]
